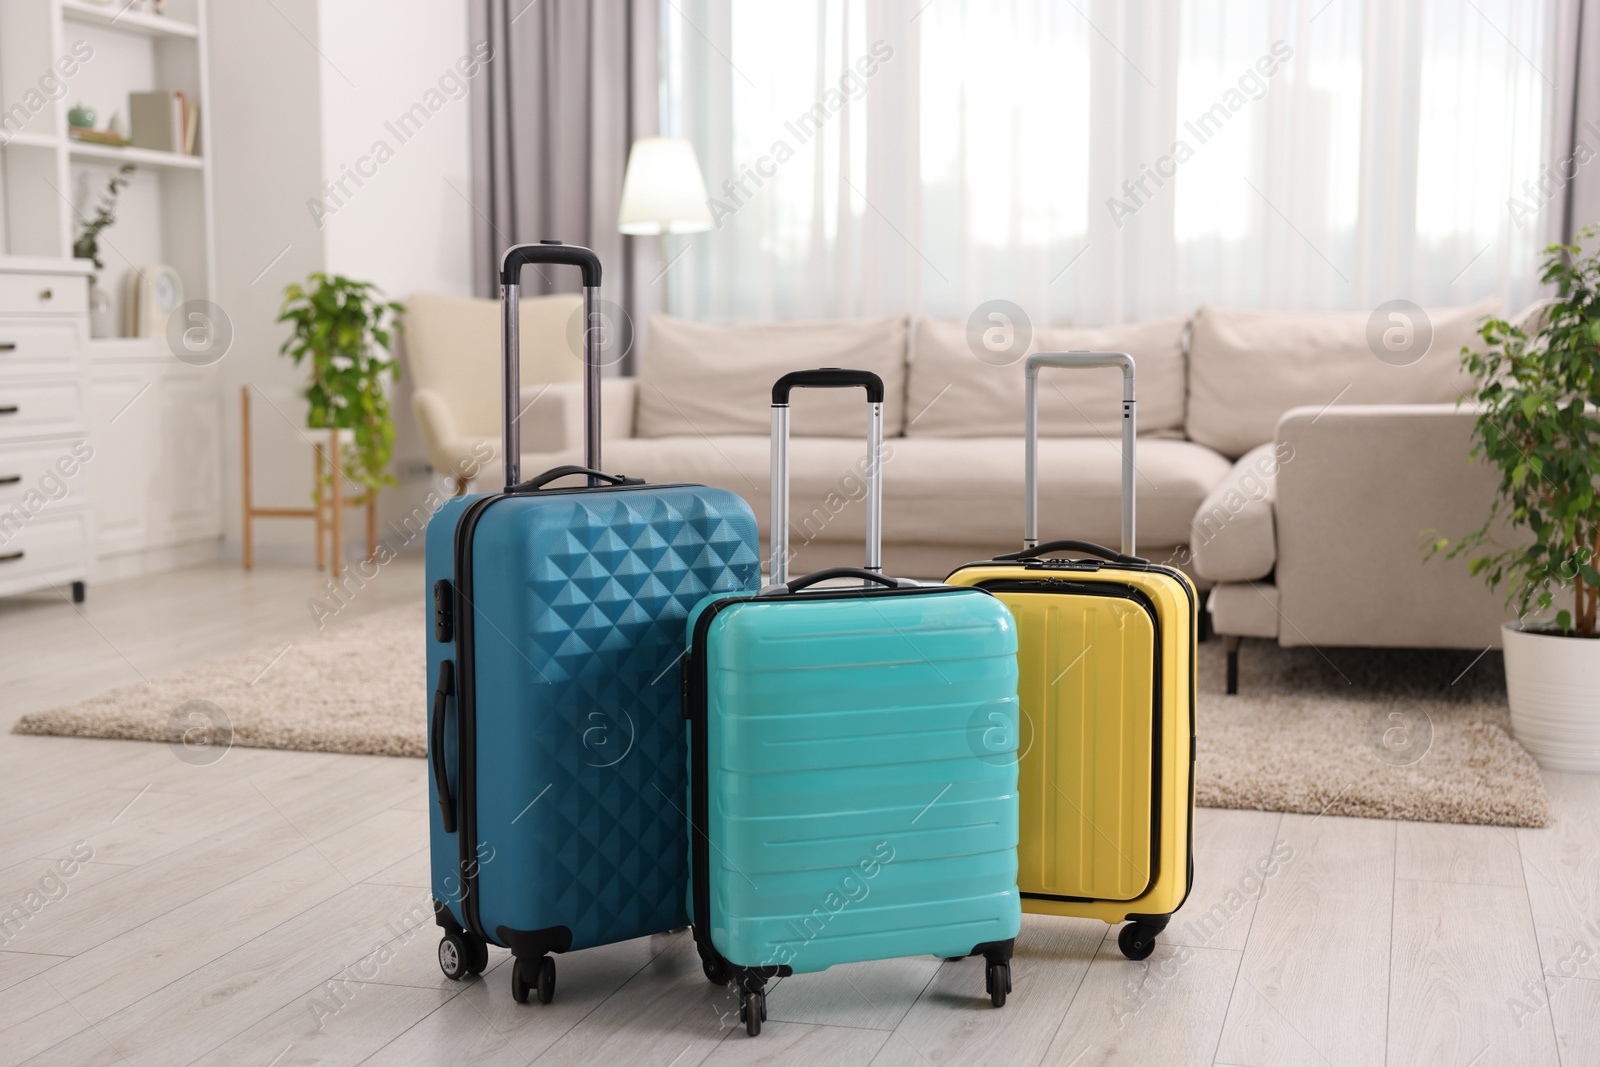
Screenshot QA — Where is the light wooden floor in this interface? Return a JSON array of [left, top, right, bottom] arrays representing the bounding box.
[[1, 558, 1597, 1066]]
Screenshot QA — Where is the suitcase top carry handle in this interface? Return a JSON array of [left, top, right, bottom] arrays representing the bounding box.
[[499, 240, 603, 488], [760, 565, 918, 596], [769, 368, 885, 585], [509, 465, 644, 493], [1024, 351, 1136, 557], [994, 538, 1146, 566]]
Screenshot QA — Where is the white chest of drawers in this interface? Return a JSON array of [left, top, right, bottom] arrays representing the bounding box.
[[0, 260, 94, 604]]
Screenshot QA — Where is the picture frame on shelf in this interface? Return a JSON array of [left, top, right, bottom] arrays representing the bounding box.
[[125, 264, 183, 339]]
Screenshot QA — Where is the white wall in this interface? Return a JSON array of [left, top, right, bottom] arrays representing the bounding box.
[[316, 0, 477, 548], [208, 0, 329, 562], [209, 0, 476, 564], [315, 2, 476, 299]]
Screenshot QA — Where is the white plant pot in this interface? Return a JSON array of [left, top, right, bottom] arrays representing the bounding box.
[[1503, 621, 1600, 773]]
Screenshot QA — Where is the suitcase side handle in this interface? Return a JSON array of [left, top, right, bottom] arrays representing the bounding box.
[[769, 368, 886, 585], [431, 659, 457, 834], [761, 565, 917, 596], [500, 241, 603, 489], [994, 539, 1146, 566], [1025, 352, 1136, 557]]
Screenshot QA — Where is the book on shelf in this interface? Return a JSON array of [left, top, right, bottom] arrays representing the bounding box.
[[128, 91, 200, 156], [69, 127, 131, 147]]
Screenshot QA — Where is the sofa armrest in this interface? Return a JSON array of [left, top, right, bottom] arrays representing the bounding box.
[[1189, 442, 1288, 582], [1270, 402, 1512, 648], [519, 377, 639, 455]]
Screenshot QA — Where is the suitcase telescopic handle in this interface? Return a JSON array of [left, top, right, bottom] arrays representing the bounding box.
[[499, 241, 603, 489], [769, 368, 885, 585], [1024, 352, 1136, 557]]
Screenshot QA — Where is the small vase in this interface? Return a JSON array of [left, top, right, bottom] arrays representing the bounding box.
[[89, 279, 115, 339]]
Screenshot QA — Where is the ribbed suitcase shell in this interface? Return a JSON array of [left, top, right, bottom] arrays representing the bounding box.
[[944, 558, 1195, 924], [428, 485, 759, 955], [686, 584, 1022, 973]]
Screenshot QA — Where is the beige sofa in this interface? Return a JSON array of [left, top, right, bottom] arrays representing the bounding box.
[[499, 299, 1522, 680]]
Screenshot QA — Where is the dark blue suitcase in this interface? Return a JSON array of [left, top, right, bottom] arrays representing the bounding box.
[[426, 243, 760, 1004]]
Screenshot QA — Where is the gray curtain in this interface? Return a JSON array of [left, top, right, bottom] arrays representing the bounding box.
[[470, 0, 660, 367], [1552, 0, 1600, 244]]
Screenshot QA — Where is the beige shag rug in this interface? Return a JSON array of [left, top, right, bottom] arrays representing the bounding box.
[[12, 605, 1551, 827], [14, 606, 427, 759], [1201, 638, 1550, 827]]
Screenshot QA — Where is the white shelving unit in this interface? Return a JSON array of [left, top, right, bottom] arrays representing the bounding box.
[[60, 0, 199, 39], [0, 0, 221, 585]]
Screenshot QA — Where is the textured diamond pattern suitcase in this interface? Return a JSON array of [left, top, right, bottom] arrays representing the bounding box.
[[945, 352, 1196, 962], [684, 370, 1022, 1037], [426, 244, 760, 1004]]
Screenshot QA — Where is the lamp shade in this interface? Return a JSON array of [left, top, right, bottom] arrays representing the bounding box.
[[617, 137, 713, 235]]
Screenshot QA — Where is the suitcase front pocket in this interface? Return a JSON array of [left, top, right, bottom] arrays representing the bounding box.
[[992, 583, 1159, 903]]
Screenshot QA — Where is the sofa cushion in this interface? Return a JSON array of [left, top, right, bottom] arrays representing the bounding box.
[[1189, 442, 1287, 582], [525, 433, 1230, 554], [1207, 583, 1281, 639], [1185, 300, 1496, 457], [635, 313, 909, 438], [905, 315, 1189, 437]]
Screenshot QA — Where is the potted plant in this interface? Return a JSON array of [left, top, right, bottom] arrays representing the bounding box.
[[277, 274, 404, 510], [72, 163, 135, 339], [1437, 227, 1600, 771]]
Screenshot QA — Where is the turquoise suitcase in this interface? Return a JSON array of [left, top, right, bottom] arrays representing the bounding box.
[[683, 370, 1022, 1037]]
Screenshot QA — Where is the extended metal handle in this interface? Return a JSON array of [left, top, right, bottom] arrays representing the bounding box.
[[499, 242, 602, 488], [1025, 351, 1136, 557], [769, 369, 885, 585]]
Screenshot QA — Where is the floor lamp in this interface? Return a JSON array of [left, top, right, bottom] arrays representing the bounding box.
[[618, 137, 713, 335]]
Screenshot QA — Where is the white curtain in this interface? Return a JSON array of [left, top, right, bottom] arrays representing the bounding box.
[[662, 0, 1556, 324]]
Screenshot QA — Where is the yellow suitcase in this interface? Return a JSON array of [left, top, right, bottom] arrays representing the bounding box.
[[945, 352, 1195, 960]]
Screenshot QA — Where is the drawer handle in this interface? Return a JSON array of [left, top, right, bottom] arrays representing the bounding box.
[[0, 475, 19, 485], [0, 343, 14, 352], [38, 289, 52, 302], [0, 551, 23, 564], [0, 406, 16, 416]]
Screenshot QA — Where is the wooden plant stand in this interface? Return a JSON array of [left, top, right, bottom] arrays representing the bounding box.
[[240, 385, 377, 574]]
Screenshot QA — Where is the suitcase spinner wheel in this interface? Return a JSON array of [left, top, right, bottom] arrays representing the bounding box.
[[1118, 921, 1163, 961], [437, 931, 488, 980], [738, 987, 768, 1037], [985, 960, 1011, 1007], [510, 955, 555, 1005]]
